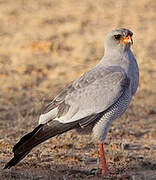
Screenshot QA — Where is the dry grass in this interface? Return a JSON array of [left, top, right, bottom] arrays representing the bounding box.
[[0, 0, 156, 179]]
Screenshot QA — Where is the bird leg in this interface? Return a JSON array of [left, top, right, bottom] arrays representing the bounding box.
[[98, 142, 108, 176]]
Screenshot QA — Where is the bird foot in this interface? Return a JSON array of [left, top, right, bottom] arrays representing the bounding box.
[[89, 168, 101, 175], [90, 168, 116, 177]]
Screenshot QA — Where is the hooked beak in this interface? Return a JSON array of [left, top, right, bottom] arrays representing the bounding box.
[[120, 35, 133, 44]]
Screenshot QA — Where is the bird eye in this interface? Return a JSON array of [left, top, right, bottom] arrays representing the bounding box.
[[114, 34, 122, 40]]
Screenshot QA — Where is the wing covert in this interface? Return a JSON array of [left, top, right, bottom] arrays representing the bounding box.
[[40, 66, 130, 124]]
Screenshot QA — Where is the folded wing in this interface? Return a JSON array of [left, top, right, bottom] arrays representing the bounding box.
[[39, 65, 130, 125]]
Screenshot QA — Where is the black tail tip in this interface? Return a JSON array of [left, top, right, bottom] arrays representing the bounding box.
[[3, 163, 11, 169], [3, 157, 17, 169]]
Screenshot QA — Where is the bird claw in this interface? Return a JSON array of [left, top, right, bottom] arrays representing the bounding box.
[[89, 168, 101, 176], [90, 168, 107, 176], [90, 168, 116, 177]]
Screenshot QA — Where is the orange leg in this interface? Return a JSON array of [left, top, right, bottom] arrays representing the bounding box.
[[98, 142, 108, 176]]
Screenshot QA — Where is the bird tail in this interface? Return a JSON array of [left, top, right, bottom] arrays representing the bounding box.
[[4, 121, 78, 169]]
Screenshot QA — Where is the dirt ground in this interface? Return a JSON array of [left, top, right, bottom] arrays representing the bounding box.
[[0, 0, 156, 179]]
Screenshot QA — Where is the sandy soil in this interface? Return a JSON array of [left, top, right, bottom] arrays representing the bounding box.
[[0, 0, 156, 179]]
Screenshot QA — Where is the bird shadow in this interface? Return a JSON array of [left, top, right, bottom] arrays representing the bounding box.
[[1, 157, 156, 180]]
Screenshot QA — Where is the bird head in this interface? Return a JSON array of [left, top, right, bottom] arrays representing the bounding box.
[[104, 28, 133, 51]]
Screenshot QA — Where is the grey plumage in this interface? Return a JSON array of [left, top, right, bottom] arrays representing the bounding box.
[[4, 28, 139, 169]]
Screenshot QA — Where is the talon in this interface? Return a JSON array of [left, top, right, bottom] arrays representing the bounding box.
[[89, 168, 101, 175]]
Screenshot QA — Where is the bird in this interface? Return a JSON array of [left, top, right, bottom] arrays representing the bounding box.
[[4, 28, 139, 176]]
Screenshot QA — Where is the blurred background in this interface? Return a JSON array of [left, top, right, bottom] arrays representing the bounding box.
[[0, 0, 156, 179]]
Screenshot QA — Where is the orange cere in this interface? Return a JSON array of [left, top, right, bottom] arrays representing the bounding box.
[[120, 35, 132, 44]]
